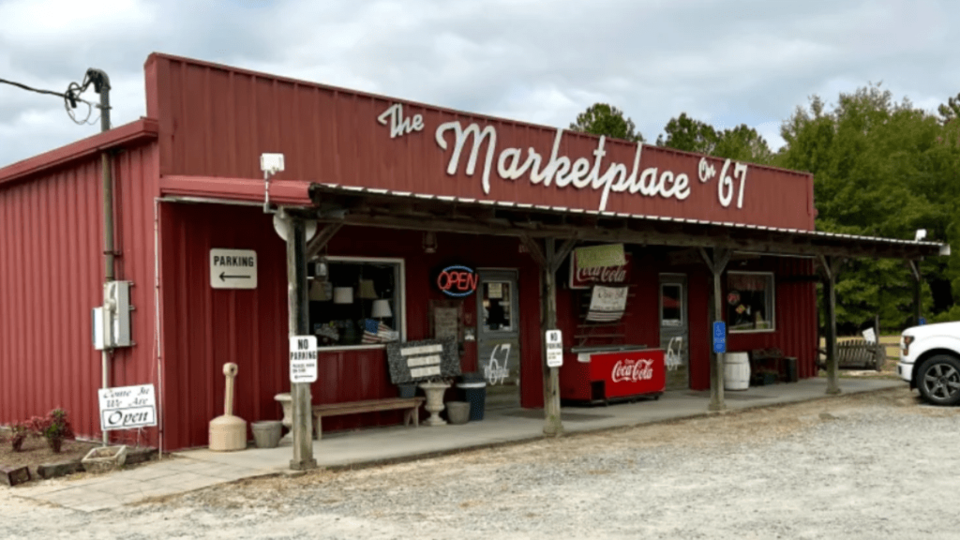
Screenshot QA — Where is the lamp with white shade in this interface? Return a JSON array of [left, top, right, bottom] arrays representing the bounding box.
[[371, 299, 392, 319], [333, 287, 354, 304]]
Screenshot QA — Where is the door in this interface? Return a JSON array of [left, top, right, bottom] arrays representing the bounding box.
[[659, 274, 689, 390], [477, 269, 521, 409]]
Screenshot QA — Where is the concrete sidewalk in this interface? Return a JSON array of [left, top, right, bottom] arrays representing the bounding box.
[[10, 377, 901, 512]]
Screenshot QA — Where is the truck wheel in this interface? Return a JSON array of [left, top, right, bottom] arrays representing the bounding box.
[[917, 355, 960, 406]]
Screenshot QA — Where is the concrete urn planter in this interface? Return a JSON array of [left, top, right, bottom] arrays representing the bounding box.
[[82, 445, 128, 474], [419, 382, 451, 426], [274, 393, 293, 439]]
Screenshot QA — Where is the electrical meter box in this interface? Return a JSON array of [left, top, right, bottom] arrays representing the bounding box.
[[92, 281, 133, 350]]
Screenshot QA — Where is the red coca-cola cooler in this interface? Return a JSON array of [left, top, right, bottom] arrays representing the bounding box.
[[560, 347, 665, 404]]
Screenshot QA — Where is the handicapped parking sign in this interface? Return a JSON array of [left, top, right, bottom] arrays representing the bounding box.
[[713, 321, 726, 354]]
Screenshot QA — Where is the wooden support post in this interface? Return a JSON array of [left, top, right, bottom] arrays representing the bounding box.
[[908, 260, 922, 326], [541, 238, 563, 436], [523, 234, 574, 436], [700, 247, 731, 412], [819, 255, 842, 396], [286, 215, 317, 470]]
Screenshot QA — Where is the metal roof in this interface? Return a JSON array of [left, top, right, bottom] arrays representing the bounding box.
[[306, 183, 949, 260]]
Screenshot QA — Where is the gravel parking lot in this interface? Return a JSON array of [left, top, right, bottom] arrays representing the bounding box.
[[3, 386, 959, 539]]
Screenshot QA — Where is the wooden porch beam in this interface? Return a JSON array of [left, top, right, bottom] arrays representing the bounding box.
[[305, 223, 344, 260]]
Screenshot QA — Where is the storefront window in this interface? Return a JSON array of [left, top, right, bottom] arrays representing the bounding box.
[[308, 256, 404, 348], [726, 272, 775, 332]]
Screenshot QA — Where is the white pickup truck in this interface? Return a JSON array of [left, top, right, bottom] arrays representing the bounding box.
[[898, 321, 960, 405]]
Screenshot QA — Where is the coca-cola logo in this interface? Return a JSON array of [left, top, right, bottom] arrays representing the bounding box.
[[611, 359, 655, 383], [570, 255, 631, 289], [576, 265, 627, 283]]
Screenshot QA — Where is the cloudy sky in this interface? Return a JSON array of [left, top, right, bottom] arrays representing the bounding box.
[[0, 0, 957, 167]]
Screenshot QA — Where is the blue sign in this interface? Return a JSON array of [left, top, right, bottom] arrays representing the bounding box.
[[919, 317, 927, 326], [713, 321, 726, 354]]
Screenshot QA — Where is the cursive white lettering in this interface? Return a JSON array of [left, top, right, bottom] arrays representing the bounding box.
[[611, 359, 655, 383], [377, 103, 424, 139], [436, 121, 498, 194]]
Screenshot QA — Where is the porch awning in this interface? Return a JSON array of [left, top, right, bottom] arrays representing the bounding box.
[[306, 183, 949, 261]]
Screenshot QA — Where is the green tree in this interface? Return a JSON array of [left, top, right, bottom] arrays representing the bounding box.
[[569, 103, 644, 142], [776, 84, 960, 331], [937, 92, 960, 124], [656, 113, 718, 154], [657, 113, 773, 164]]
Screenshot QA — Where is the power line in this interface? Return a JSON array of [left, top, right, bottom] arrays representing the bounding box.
[[0, 75, 104, 126]]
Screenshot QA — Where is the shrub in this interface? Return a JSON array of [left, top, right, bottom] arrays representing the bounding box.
[[29, 408, 75, 453], [10, 422, 29, 452]]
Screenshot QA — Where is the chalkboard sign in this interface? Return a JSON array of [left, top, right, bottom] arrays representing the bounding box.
[[386, 337, 461, 384], [433, 304, 460, 342]]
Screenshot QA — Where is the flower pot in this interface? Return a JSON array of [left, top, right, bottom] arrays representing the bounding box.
[[82, 445, 128, 474], [251, 421, 283, 449], [445, 401, 470, 425], [47, 437, 63, 453], [398, 383, 418, 399], [11, 436, 25, 452]]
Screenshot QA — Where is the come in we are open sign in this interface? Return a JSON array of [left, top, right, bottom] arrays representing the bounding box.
[[98, 384, 158, 432]]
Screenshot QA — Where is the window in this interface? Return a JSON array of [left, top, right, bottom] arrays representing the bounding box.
[[481, 281, 514, 332], [726, 272, 774, 332], [660, 283, 683, 327], [308, 256, 405, 348]]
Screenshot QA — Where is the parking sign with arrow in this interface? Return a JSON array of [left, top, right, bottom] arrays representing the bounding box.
[[210, 248, 258, 289]]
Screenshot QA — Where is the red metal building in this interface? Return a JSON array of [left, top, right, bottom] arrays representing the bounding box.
[[0, 53, 946, 451]]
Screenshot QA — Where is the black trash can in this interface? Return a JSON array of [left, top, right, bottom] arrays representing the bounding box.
[[457, 381, 487, 421], [784, 357, 798, 383]]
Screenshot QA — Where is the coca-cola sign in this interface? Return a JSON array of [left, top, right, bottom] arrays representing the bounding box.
[[611, 358, 655, 383], [569, 254, 632, 289], [588, 349, 665, 399]]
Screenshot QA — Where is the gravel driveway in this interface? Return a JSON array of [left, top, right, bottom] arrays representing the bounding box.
[[3, 387, 959, 539]]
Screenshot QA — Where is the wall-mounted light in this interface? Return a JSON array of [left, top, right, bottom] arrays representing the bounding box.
[[423, 231, 438, 254]]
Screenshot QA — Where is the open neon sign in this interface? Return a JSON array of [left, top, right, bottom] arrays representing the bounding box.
[[437, 265, 478, 297]]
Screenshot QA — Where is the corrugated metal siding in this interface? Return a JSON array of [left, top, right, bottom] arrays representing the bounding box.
[[159, 205, 544, 450], [684, 257, 819, 391], [145, 53, 815, 230], [557, 253, 819, 393], [725, 258, 819, 381], [557, 249, 660, 398], [0, 144, 160, 443]]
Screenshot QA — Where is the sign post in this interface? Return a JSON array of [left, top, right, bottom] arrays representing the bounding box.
[[283, 216, 316, 470], [546, 329, 563, 368]]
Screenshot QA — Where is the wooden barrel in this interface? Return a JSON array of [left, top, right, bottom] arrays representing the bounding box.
[[723, 352, 751, 391]]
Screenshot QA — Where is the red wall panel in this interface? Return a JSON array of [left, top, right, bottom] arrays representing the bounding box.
[[688, 257, 819, 390], [145, 53, 815, 230], [557, 252, 818, 394], [159, 205, 545, 450], [0, 144, 160, 444]]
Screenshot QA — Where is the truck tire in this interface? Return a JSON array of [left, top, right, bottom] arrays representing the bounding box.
[[916, 355, 960, 406]]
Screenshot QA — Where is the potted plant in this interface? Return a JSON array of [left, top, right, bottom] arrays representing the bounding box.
[[10, 422, 29, 452], [30, 408, 75, 453]]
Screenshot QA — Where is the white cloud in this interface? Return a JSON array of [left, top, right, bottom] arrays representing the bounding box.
[[2, 0, 960, 166]]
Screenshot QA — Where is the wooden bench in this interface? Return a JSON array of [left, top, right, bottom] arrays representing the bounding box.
[[817, 339, 885, 371], [311, 397, 425, 440]]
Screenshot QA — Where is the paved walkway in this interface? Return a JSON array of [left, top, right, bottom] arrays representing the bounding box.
[[10, 377, 901, 512]]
